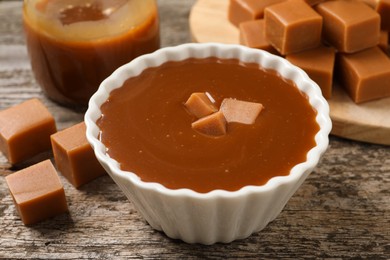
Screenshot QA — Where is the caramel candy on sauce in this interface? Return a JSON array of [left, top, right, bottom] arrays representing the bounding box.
[[184, 92, 217, 119], [220, 98, 264, 125], [51, 122, 106, 188], [5, 160, 68, 225], [239, 19, 278, 54], [338, 47, 390, 103], [192, 111, 227, 137], [264, 0, 322, 55], [315, 1, 380, 53], [377, 0, 390, 31], [228, 0, 286, 27], [0, 98, 57, 164], [287, 46, 335, 99]]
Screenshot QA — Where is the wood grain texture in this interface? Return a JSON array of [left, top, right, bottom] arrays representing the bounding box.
[[190, 0, 390, 145], [0, 1, 389, 259]]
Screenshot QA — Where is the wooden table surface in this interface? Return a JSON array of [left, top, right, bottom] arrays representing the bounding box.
[[0, 1, 389, 259]]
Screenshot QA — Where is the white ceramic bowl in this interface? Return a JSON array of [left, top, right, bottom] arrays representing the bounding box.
[[85, 43, 331, 245]]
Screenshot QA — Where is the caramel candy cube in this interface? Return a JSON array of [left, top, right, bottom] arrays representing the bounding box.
[[377, 0, 390, 31], [0, 98, 57, 164], [5, 160, 68, 225], [287, 46, 335, 99], [220, 98, 264, 125], [228, 0, 286, 27], [184, 92, 217, 119], [264, 0, 322, 55], [192, 111, 227, 137], [316, 1, 380, 53], [239, 19, 278, 54], [338, 47, 390, 103], [51, 122, 106, 188]]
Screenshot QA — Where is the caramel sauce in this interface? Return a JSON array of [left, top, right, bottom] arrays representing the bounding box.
[[59, 3, 108, 25], [97, 58, 320, 193], [23, 0, 159, 106]]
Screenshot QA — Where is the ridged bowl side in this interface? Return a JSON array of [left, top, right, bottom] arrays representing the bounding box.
[[85, 43, 331, 245]]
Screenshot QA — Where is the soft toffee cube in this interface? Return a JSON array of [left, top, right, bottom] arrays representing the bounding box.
[[287, 46, 335, 99], [184, 92, 217, 119], [338, 47, 390, 103], [0, 98, 57, 164], [239, 19, 278, 54], [51, 122, 106, 188], [220, 98, 264, 125], [192, 111, 227, 137], [264, 0, 323, 55], [377, 0, 390, 31], [316, 1, 380, 53], [228, 0, 286, 27], [5, 160, 68, 225]]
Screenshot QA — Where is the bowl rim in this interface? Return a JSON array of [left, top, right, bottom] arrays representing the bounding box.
[[85, 42, 332, 199]]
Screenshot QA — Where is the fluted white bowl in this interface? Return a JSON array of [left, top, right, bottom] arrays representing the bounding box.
[[85, 43, 331, 245]]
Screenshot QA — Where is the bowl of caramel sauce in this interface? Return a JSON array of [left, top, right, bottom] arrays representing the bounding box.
[[85, 43, 331, 244]]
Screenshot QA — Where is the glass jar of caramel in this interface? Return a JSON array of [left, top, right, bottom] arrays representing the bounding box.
[[23, 0, 160, 107]]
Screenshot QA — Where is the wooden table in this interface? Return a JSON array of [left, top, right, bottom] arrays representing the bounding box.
[[0, 1, 389, 259]]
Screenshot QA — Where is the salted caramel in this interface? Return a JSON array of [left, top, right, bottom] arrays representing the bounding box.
[[184, 92, 217, 119], [315, 1, 380, 53], [51, 122, 106, 188], [5, 160, 68, 225], [338, 47, 390, 103], [286, 46, 335, 99], [24, 0, 159, 106], [239, 19, 278, 54], [220, 98, 264, 125], [192, 111, 227, 137], [264, 0, 323, 55], [97, 58, 319, 193], [228, 0, 286, 27], [0, 99, 57, 164]]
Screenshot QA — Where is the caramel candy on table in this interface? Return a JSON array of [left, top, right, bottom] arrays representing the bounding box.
[[239, 19, 278, 54], [51, 122, 106, 188], [0, 98, 57, 164], [287, 46, 335, 99], [315, 1, 380, 53], [5, 160, 68, 225], [377, 0, 390, 31], [338, 46, 390, 103], [264, 0, 322, 55], [184, 92, 217, 119], [220, 98, 264, 125], [191, 111, 227, 137], [228, 0, 286, 27]]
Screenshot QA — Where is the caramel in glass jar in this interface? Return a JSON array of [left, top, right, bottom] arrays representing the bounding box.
[[23, 0, 160, 106]]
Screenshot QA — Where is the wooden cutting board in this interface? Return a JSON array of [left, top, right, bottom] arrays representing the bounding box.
[[189, 0, 390, 145]]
